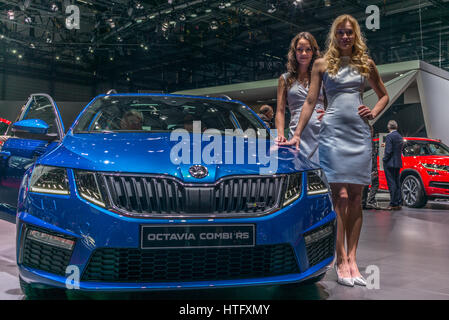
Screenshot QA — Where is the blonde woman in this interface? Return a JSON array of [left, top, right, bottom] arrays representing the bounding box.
[[275, 32, 324, 163], [281, 15, 389, 287]]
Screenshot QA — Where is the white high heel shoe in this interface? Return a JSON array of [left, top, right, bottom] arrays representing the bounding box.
[[335, 265, 354, 287], [352, 275, 367, 286]]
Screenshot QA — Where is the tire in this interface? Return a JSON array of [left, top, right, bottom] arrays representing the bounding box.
[[401, 175, 428, 208], [20, 277, 67, 300]]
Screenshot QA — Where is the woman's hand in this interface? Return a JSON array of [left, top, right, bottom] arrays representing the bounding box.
[[279, 135, 301, 150], [275, 135, 287, 144], [316, 108, 325, 121], [358, 105, 374, 120]]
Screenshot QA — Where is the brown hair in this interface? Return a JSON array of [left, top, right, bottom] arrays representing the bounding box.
[[286, 32, 321, 89]]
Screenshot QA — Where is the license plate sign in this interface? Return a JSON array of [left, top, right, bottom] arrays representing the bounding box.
[[141, 225, 255, 249]]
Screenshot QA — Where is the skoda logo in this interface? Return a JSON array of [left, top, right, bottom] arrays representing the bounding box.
[[189, 165, 208, 179]]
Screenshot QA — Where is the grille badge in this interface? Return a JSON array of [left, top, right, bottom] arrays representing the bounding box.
[[189, 165, 208, 179]]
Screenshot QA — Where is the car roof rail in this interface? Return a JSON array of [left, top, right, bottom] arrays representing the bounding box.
[[106, 89, 118, 94], [217, 94, 232, 100]]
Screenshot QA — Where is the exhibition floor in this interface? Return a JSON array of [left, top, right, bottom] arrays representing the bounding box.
[[0, 194, 448, 300]]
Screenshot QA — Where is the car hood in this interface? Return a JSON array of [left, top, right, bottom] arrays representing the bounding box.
[[38, 133, 319, 183], [418, 156, 449, 166]]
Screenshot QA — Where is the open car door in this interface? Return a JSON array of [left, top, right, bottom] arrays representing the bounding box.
[[0, 94, 64, 221]]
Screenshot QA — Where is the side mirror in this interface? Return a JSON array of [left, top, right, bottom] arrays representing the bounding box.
[[12, 119, 49, 135]]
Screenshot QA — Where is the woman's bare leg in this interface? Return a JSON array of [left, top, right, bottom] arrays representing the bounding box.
[[330, 183, 351, 278], [346, 183, 364, 278]]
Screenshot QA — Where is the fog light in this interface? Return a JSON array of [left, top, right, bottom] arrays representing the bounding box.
[[304, 225, 333, 245], [27, 229, 75, 250]]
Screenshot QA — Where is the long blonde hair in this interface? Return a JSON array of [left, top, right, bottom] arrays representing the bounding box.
[[324, 14, 371, 78], [286, 32, 321, 89]]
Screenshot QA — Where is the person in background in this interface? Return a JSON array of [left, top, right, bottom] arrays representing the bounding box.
[[120, 109, 144, 130], [275, 31, 324, 163], [362, 128, 380, 210], [258, 104, 274, 129], [383, 120, 404, 210]]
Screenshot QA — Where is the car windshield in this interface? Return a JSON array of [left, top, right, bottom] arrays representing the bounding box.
[[73, 95, 266, 135], [403, 140, 449, 156]]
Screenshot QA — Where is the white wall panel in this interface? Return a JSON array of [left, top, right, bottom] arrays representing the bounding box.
[[417, 71, 449, 144]]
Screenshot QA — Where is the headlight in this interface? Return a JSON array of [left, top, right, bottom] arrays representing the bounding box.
[[29, 165, 70, 195], [421, 163, 448, 172], [307, 169, 329, 196], [74, 170, 106, 207], [283, 172, 302, 206]]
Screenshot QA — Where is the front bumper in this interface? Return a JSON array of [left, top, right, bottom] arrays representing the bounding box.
[[16, 180, 336, 291]]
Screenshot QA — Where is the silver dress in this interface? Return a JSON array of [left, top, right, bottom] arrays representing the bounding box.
[[282, 73, 325, 164], [319, 57, 372, 185]]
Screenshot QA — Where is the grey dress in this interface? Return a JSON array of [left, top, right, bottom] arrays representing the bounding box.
[[319, 57, 372, 185], [282, 73, 325, 164]]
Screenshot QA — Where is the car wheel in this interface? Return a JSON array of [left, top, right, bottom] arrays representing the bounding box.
[[401, 175, 427, 208], [20, 277, 67, 300]]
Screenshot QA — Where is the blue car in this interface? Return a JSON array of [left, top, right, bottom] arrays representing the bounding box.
[[0, 93, 336, 297]]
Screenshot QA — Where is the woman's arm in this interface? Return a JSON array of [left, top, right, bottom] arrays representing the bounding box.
[[358, 59, 389, 120], [280, 58, 324, 149], [275, 75, 287, 142]]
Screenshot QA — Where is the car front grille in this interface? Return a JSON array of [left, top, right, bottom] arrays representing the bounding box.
[[82, 244, 299, 283], [101, 174, 287, 217], [304, 221, 336, 268], [21, 227, 74, 276], [429, 182, 449, 190]]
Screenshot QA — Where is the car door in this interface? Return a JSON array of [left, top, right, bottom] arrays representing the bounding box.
[[0, 94, 64, 218]]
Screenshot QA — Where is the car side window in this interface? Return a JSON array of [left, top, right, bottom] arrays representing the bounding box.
[[403, 142, 420, 156]]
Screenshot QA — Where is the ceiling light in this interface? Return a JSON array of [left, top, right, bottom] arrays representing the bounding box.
[[218, 2, 226, 9], [210, 20, 219, 30], [56, 55, 60, 60], [267, 4, 276, 13], [24, 16, 32, 23], [7, 10, 14, 20], [107, 18, 115, 28], [135, 2, 144, 9], [51, 3, 59, 12], [225, 2, 231, 7], [179, 13, 186, 21], [205, 8, 212, 13], [11, 49, 17, 54], [18, 54, 23, 59], [324, 0, 331, 6], [30, 43, 36, 49], [190, 12, 197, 17]]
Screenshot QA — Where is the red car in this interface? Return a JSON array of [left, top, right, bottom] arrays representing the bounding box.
[[375, 137, 449, 208], [0, 118, 11, 146]]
